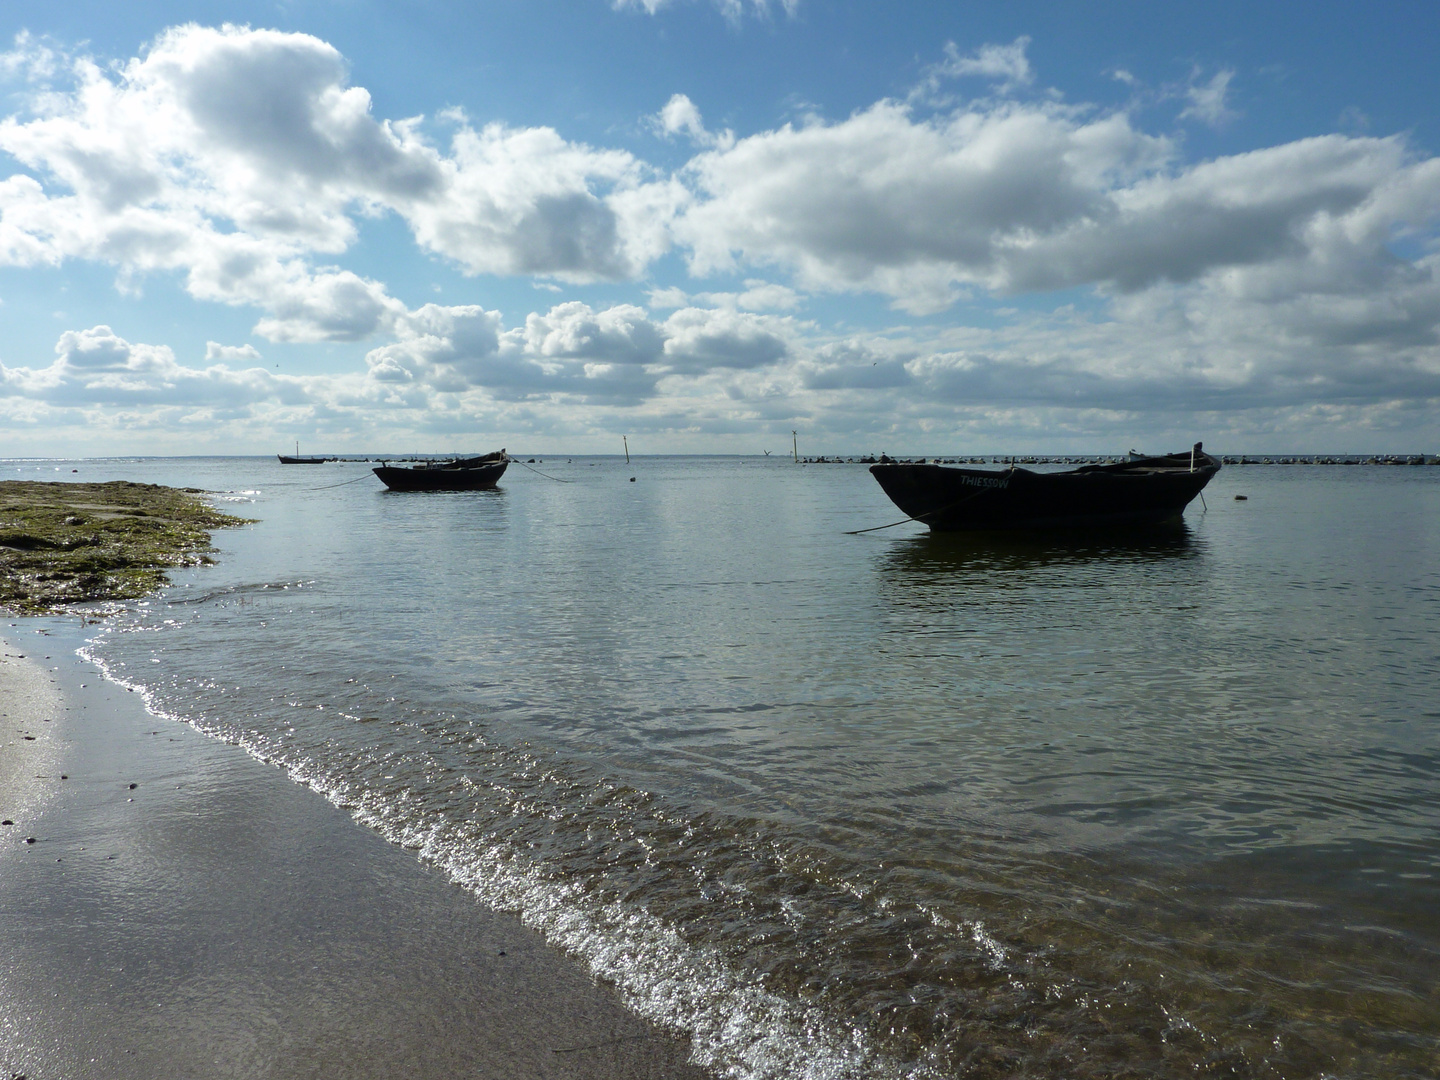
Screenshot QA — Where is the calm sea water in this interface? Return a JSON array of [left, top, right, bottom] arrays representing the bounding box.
[[9, 455, 1439, 1079]]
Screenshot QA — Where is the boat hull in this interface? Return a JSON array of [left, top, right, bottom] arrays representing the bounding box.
[[372, 460, 508, 491], [277, 455, 329, 464], [870, 451, 1221, 531]]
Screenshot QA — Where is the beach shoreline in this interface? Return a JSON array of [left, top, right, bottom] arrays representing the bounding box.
[[0, 627, 65, 860], [0, 619, 716, 1080]]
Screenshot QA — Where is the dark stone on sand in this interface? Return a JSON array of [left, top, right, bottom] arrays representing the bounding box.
[[2, 819, 12, 825], [22, 735, 34, 740], [25, 837, 36, 844], [128, 782, 138, 789]]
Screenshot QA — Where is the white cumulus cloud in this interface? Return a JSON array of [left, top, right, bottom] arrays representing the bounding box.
[[2, 29, 1439, 452], [652, 93, 733, 150], [1179, 68, 1238, 128], [1, 324, 289, 408], [922, 37, 1035, 97], [0, 25, 673, 345], [614, 0, 800, 24]]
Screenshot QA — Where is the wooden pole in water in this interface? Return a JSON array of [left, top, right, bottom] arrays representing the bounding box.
[[623, 435, 630, 464], [792, 431, 798, 463]]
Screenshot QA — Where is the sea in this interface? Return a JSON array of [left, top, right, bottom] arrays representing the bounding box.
[[6, 454, 1438, 1079]]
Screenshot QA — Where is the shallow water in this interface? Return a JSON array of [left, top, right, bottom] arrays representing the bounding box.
[[9, 454, 1439, 1078]]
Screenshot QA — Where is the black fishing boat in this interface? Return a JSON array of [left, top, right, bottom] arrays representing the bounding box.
[[372, 450, 509, 491], [869, 444, 1221, 531], [278, 441, 330, 464]]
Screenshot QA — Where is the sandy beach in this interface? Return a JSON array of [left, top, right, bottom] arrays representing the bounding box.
[[0, 620, 717, 1080]]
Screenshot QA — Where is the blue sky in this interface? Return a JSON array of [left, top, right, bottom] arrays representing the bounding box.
[[2, 0, 1438, 454]]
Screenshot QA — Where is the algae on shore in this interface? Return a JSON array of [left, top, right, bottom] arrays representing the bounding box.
[[0, 481, 254, 614]]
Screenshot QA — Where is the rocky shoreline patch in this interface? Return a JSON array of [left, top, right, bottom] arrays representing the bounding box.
[[0, 481, 253, 615]]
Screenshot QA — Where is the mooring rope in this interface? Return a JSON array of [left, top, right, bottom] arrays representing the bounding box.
[[845, 513, 929, 535], [512, 457, 574, 483], [845, 484, 993, 535], [309, 471, 379, 491]]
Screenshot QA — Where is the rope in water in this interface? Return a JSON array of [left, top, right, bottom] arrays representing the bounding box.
[[845, 512, 930, 535], [309, 471, 379, 491], [844, 484, 994, 535], [512, 458, 574, 483]]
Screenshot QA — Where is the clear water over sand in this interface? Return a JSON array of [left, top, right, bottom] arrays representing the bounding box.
[[13, 454, 1438, 1079]]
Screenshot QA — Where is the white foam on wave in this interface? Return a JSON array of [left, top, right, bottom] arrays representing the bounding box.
[[362, 803, 948, 1080], [79, 630, 949, 1080]]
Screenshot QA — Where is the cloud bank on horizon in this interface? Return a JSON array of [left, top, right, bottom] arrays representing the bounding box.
[[1, 18, 1438, 454]]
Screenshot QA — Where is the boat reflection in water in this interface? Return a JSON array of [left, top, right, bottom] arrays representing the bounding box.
[[879, 523, 1201, 579], [372, 450, 509, 491], [872, 524, 1205, 631]]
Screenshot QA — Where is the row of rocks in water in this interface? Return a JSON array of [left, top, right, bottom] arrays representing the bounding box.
[[276, 452, 1440, 466], [1219, 454, 1439, 465], [799, 454, 1440, 465]]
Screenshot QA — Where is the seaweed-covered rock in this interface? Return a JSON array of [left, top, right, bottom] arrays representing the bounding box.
[[0, 480, 255, 614]]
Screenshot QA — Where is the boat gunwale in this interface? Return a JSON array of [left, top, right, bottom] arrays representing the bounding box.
[[868, 447, 1221, 532], [371, 451, 509, 492]]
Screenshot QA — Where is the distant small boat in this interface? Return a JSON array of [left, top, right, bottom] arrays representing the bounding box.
[[372, 450, 509, 491], [278, 441, 330, 464], [870, 443, 1221, 531]]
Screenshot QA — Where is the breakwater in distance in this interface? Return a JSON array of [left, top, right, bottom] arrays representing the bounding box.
[[148, 451, 1440, 466], [5, 455, 1439, 1080], [796, 453, 1440, 465]]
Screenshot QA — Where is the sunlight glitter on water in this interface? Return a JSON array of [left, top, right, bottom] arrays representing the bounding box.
[[43, 454, 1440, 1079]]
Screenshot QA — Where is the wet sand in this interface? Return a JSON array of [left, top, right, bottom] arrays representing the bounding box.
[[0, 622, 717, 1080]]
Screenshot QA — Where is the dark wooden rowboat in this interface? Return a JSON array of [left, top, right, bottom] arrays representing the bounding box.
[[869, 444, 1221, 531], [372, 451, 509, 492], [278, 442, 330, 464]]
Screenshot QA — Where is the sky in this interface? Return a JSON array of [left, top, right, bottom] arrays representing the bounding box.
[[1, 1, 1439, 456]]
